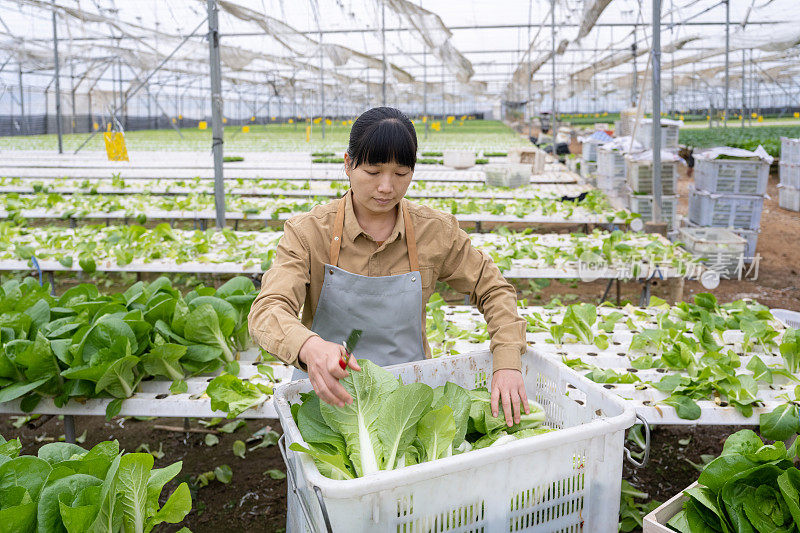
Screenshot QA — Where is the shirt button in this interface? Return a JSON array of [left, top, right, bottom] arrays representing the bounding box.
[[334, 236, 339, 241], [411, 276, 416, 282], [329, 269, 333, 274]]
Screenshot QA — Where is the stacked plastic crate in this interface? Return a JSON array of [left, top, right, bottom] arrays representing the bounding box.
[[596, 136, 642, 203], [624, 150, 682, 229], [579, 130, 613, 184], [635, 118, 683, 153], [624, 118, 684, 228], [688, 146, 772, 261], [779, 137, 800, 212]]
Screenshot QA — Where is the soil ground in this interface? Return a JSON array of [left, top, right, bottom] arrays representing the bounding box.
[[1, 162, 798, 532], [0, 415, 288, 533]]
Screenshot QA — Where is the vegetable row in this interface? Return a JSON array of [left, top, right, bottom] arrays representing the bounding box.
[[679, 124, 800, 159], [0, 276, 273, 419], [2, 190, 635, 223], [3, 272, 798, 433], [1, 225, 688, 277], [426, 294, 800, 438], [0, 176, 589, 200]]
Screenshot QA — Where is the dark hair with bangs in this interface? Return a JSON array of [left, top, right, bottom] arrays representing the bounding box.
[[347, 107, 418, 170]]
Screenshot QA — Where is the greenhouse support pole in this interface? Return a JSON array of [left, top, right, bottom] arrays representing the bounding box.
[[550, 0, 557, 149], [441, 63, 445, 118], [366, 67, 371, 107], [18, 63, 25, 135], [207, 0, 226, 229], [70, 62, 76, 133], [651, 0, 663, 223], [723, 0, 729, 127], [741, 48, 746, 129], [381, 1, 386, 106], [423, 49, 428, 139], [527, 0, 532, 137], [293, 83, 297, 130], [51, 0, 63, 154], [319, 26, 325, 139]]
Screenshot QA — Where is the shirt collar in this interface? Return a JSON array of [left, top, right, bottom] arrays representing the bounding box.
[[343, 190, 405, 244]]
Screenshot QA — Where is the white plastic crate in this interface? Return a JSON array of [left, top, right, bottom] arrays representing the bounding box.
[[772, 309, 800, 328], [781, 137, 800, 164], [533, 150, 546, 174], [634, 119, 682, 150], [731, 228, 759, 260], [677, 227, 746, 277], [581, 139, 605, 162], [694, 157, 770, 195], [625, 159, 678, 195], [597, 146, 626, 181], [484, 164, 532, 188], [643, 482, 696, 532], [507, 147, 538, 165], [779, 185, 800, 212], [597, 173, 627, 196], [443, 150, 476, 169], [625, 193, 678, 229], [779, 162, 800, 189], [580, 159, 597, 180], [618, 109, 637, 137], [688, 186, 764, 230], [275, 349, 635, 533]]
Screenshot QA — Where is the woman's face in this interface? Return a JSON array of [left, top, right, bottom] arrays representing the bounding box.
[[344, 153, 413, 216]]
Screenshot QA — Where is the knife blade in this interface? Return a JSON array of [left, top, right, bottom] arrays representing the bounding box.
[[339, 329, 362, 369]]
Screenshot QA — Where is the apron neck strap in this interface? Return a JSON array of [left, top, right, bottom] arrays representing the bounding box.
[[329, 192, 420, 272], [403, 201, 420, 272]]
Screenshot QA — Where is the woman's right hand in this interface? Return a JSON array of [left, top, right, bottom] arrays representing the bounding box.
[[298, 335, 361, 407]]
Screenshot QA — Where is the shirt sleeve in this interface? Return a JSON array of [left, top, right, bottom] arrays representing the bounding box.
[[248, 218, 318, 369], [437, 216, 526, 373]]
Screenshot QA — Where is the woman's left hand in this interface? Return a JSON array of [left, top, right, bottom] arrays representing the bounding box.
[[491, 369, 530, 427]]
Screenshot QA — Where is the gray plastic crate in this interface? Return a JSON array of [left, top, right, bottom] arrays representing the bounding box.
[[694, 157, 769, 195], [625, 193, 678, 229], [781, 137, 800, 164], [779, 162, 800, 189], [688, 186, 764, 230], [779, 185, 800, 212], [626, 158, 678, 195], [732, 228, 759, 262]]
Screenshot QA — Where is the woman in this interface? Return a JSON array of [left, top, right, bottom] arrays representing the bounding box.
[[248, 107, 528, 426]]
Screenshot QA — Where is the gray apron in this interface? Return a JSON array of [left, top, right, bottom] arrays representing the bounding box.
[[286, 196, 426, 532], [290, 194, 425, 378]]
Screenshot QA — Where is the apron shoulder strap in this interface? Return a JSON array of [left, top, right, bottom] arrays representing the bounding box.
[[329, 195, 347, 267], [402, 200, 420, 273]]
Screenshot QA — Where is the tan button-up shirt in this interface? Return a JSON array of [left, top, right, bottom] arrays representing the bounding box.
[[248, 191, 525, 373]]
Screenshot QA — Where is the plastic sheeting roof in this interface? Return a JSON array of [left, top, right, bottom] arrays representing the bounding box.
[[0, 0, 798, 111]]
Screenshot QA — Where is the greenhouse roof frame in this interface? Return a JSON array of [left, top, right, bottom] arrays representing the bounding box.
[[0, 0, 785, 100]]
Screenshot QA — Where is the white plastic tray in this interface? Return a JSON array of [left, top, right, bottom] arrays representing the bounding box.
[[0, 351, 290, 418]]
